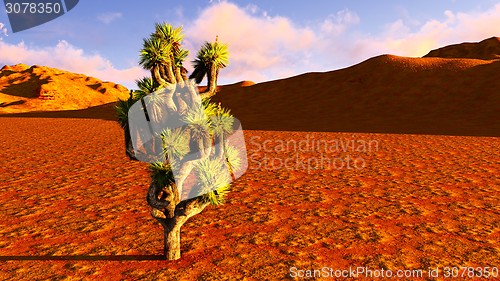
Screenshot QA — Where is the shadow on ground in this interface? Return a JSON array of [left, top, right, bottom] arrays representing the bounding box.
[[0, 255, 164, 261]]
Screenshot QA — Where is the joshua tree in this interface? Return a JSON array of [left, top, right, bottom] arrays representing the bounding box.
[[117, 81, 242, 260], [115, 23, 239, 260], [145, 92, 242, 260], [190, 36, 230, 96]]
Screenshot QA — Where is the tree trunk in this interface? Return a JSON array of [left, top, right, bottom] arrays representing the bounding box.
[[152, 65, 167, 86], [158, 198, 209, 260], [181, 67, 188, 81], [147, 153, 213, 260], [206, 63, 218, 95], [214, 132, 225, 162], [159, 65, 168, 83], [124, 125, 137, 160], [174, 66, 183, 83], [164, 220, 182, 260], [185, 79, 202, 101], [164, 62, 176, 84], [175, 92, 188, 115]]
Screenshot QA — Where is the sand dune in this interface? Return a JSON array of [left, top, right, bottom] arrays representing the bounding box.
[[211, 54, 500, 136], [197, 80, 255, 93], [0, 64, 129, 113]]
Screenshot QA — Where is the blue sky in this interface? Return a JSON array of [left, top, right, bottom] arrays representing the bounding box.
[[1, 0, 499, 88]]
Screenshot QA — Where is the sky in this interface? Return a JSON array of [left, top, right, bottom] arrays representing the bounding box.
[[0, 0, 499, 89]]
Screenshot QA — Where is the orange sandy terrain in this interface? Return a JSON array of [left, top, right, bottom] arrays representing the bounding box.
[[0, 117, 498, 280], [0, 64, 129, 113]]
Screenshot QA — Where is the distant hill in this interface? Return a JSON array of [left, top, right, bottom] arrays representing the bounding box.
[[0, 64, 129, 113], [424, 37, 500, 60], [210, 53, 500, 136]]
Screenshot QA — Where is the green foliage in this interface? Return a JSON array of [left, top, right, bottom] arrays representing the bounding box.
[[149, 161, 175, 188], [139, 37, 172, 70], [193, 157, 232, 206], [224, 144, 242, 174], [199, 99, 233, 134], [161, 128, 190, 164], [189, 40, 229, 84], [159, 100, 240, 206], [117, 94, 240, 206], [115, 77, 158, 131], [153, 22, 184, 51], [201, 98, 218, 118], [146, 87, 173, 122], [153, 23, 187, 71], [203, 184, 231, 206], [182, 104, 211, 140], [135, 77, 157, 98], [210, 109, 234, 137], [197, 41, 230, 69], [115, 98, 135, 129], [174, 48, 189, 67]]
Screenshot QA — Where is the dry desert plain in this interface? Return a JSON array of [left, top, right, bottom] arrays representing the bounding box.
[[0, 38, 499, 280]]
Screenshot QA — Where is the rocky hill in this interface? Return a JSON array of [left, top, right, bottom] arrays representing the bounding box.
[[0, 64, 129, 113]]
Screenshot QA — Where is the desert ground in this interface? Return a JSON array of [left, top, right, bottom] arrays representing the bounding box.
[[0, 116, 498, 280]]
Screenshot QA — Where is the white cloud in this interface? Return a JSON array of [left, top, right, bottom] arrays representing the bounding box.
[[0, 40, 146, 88], [245, 4, 259, 14], [0, 22, 8, 40], [97, 12, 123, 24], [321, 9, 360, 35]]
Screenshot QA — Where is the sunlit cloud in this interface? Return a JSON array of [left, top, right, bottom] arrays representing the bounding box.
[[344, 3, 500, 62], [184, 2, 317, 83]]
